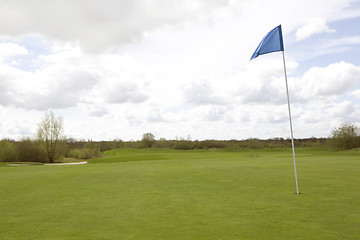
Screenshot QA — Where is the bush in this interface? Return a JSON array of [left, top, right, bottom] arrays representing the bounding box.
[[68, 145, 100, 159], [0, 140, 18, 162], [174, 140, 194, 150], [331, 123, 360, 150], [16, 139, 48, 163], [69, 148, 92, 159], [70, 148, 92, 159], [195, 140, 226, 149], [141, 133, 156, 148], [243, 138, 266, 149]]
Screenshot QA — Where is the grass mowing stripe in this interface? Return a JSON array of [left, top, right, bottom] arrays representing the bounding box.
[[0, 148, 359, 239]]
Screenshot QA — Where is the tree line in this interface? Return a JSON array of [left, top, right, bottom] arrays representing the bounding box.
[[0, 112, 359, 163]]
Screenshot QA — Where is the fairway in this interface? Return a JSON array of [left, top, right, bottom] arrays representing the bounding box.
[[1, 148, 359, 240]]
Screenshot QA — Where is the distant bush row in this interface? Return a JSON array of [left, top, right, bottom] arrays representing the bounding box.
[[0, 137, 326, 163], [1, 128, 359, 163], [3, 113, 357, 163], [0, 139, 101, 163], [151, 137, 330, 150]]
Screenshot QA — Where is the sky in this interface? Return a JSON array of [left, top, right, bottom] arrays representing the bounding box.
[[1, 0, 360, 141]]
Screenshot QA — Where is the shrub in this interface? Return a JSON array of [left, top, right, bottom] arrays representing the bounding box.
[[68, 146, 100, 159], [16, 139, 48, 163], [243, 138, 266, 149], [331, 123, 360, 150], [174, 140, 194, 150], [0, 140, 18, 162], [69, 148, 91, 159], [141, 133, 155, 148]]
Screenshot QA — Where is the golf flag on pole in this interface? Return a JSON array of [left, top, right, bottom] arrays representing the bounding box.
[[250, 25, 300, 195], [250, 25, 284, 60]]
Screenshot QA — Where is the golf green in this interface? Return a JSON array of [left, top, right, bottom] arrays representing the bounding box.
[[0, 148, 359, 239]]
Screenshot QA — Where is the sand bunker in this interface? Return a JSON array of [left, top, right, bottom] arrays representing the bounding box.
[[44, 161, 87, 166]]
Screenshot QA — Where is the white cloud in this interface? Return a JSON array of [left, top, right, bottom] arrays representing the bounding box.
[[237, 81, 285, 105], [183, 81, 227, 105], [7, 120, 33, 136], [15, 71, 97, 110], [203, 106, 228, 121], [125, 113, 143, 126], [296, 17, 336, 41], [324, 36, 360, 48], [234, 59, 298, 105], [0, 64, 31, 106], [327, 101, 354, 118], [304, 36, 360, 58], [1, 0, 360, 141], [247, 105, 289, 124], [0, 56, 100, 110], [1, 0, 354, 53], [105, 82, 149, 104], [0, 43, 28, 58], [0, 78, 11, 105], [147, 108, 168, 123], [351, 89, 360, 99], [89, 110, 107, 117], [299, 109, 324, 124], [88, 107, 109, 117], [292, 61, 360, 102], [0, 0, 232, 53]]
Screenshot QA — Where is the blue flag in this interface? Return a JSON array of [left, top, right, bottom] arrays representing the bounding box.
[[250, 25, 284, 60]]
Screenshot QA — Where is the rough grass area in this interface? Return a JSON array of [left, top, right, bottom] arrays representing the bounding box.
[[0, 148, 359, 240]]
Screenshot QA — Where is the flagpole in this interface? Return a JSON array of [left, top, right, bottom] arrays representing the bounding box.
[[282, 50, 299, 195]]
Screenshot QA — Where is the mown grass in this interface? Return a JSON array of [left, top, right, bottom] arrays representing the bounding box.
[[0, 148, 359, 239]]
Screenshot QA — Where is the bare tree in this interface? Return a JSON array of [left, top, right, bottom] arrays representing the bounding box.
[[37, 111, 64, 163]]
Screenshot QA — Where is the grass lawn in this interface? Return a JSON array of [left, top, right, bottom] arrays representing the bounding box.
[[0, 148, 359, 239]]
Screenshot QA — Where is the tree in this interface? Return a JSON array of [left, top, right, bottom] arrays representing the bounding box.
[[37, 111, 64, 163], [141, 133, 155, 148], [331, 123, 360, 150]]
